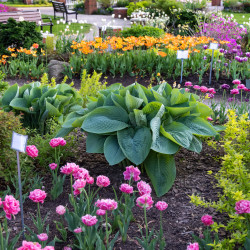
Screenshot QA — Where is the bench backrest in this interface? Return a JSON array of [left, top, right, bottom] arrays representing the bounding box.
[[0, 10, 42, 24], [52, 1, 67, 13]]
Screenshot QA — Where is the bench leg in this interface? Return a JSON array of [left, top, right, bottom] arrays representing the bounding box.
[[76, 13, 77, 20], [66, 14, 68, 23], [63, 12, 65, 20], [41, 26, 43, 32], [50, 25, 52, 34], [54, 11, 56, 20]]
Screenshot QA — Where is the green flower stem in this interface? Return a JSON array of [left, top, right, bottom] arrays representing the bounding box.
[[105, 211, 109, 248], [82, 188, 90, 214], [70, 174, 73, 197], [37, 202, 42, 233], [144, 206, 148, 243], [0, 222, 4, 250]]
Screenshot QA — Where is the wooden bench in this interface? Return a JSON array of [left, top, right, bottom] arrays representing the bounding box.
[[52, 1, 78, 23], [0, 10, 53, 33]]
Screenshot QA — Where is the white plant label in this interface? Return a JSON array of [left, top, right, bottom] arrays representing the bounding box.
[[177, 50, 189, 59], [11, 132, 28, 153], [209, 43, 219, 50]]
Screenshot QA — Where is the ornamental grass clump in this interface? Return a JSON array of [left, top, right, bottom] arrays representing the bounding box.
[[58, 82, 222, 196]]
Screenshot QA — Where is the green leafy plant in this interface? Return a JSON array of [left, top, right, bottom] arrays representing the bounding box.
[[116, 0, 129, 7], [0, 71, 9, 96], [0, 82, 83, 134], [127, 1, 152, 16], [190, 110, 250, 248], [57, 82, 221, 196], [121, 25, 165, 38]]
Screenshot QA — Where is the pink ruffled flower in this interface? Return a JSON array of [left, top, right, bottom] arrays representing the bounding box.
[[123, 165, 141, 182], [3, 195, 20, 220], [74, 227, 82, 233], [200, 86, 208, 93], [193, 85, 200, 90], [136, 194, 154, 210], [37, 233, 48, 241], [63, 247, 72, 250], [120, 183, 133, 194], [187, 242, 199, 250], [235, 200, 250, 214], [95, 199, 118, 211], [96, 209, 106, 216], [43, 247, 55, 250], [73, 168, 89, 180], [230, 89, 239, 95], [201, 215, 214, 226], [61, 163, 79, 175], [56, 205, 66, 215], [49, 163, 57, 170], [26, 145, 38, 158], [137, 181, 152, 196], [184, 81, 193, 87], [96, 175, 110, 188], [81, 214, 98, 226], [155, 201, 168, 211], [207, 117, 213, 121], [185, 88, 190, 92], [17, 241, 42, 250], [73, 179, 86, 196], [232, 79, 241, 85], [208, 88, 216, 94], [237, 84, 245, 89], [86, 176, 94, 184], [49, 138, 66, 148], [0, 198, 2, 207], [29, 189, 47, 204]]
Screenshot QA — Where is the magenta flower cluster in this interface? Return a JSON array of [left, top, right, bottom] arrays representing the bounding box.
[[0, 4, 8, 12]]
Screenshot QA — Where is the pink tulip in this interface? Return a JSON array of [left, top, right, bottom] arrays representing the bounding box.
[[61, 163, 79, 175], [74, 227, 82, 233], [232, 79, 241, 85], [96, 175, 110, 188], [56, 205, 66, 215], [230, 89, 239, 95], [201, 215, 214, 226], [155, 201, 168, 211], [26, 145, 38, 158], [29, 189, 47, 204], [96, 209, 106, 216], [123, 165, 141, 182], [235, 200, 250, 214], [81, 214, 98, 226], [95, 199, 118, 211], [49, 163, 57, 170], [37, 233, 48, 241], [136, 194, 154, 210], [120, 183, 133, 194], [137, 181, 152, 196], [17, 241, 41, 250], [187, 242, 199, 250], [3, 195, 20, 220]]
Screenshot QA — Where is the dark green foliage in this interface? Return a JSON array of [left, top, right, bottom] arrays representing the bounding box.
[[121, 25, 164, 38], [116, 0, 130, 7], [153, 0, 183, 15], [0, 18, 43, 55]]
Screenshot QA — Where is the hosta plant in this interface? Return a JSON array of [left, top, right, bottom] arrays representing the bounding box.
[[57, 82, 221, 196], [0, 82, 83, 134]]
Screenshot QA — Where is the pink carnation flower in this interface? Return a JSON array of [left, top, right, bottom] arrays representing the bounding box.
[[230, 89, 239, 95], [81, 214, 98, 226], [137, 181, 152, 196], [17, 241, 42, 250], [120, 184, 133, 194], [26, 145, 38, 158], [193, 85, 200, 90], [237, 84, 245, 90], [73, 168, 89, 180], [61, 163, 79, 175], [187, 242, 199, 250], [29, 189, 47, 204], [136, 194, 154, 210], [49, 163, 57, 170], [95, 199, 118, 211], [37, 233, 48, 241], [43, 247, 55, 250], [235, 200, 250, 214], [208, 88, 216, 94], [96, 209, 106, 216], [201, 215, 214, 226], [123, 165, 141, 182], [184, 81, 193, 87], [96, 175, 110, 188], [49, 138, 66, 147], [155, 201, 168, 211], [56, 205, 66, 215], [232, 79, 241, 85], [73, 179, 86, 196], [74, 227, 82, 233], [86, 176, 94, 184], [3, 195, 20, 220], [200, 86, 208, 93], [207, 117, 213, 121]]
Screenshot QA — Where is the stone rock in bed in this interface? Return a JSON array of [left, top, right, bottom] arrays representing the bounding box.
[[48, 60, 69, 82]]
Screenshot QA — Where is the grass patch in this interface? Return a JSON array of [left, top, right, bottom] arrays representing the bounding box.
[[39, 15, 92, 36], [5, 2, 52, 7], [222, 11, 250, 24]]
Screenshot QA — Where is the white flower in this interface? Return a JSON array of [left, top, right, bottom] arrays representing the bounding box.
[[38, 21, 42, 26], [68, 22, 71, 25], [112, 14, 115, 18], [124, 18, 127, 21], [19, 16, 24, 21], [118, 14, 121, 18], [66, 25, 69, 29], [80, 26, 83, 29], [57, 20, 59, 25]]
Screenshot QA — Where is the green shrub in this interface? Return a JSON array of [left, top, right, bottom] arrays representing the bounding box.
[[191, 110, 250, 248], [74, 2, 85, 13], [121, 25, 164, 38], [0, 109, 27, 183], [0, 18, 43, 56], [57, 82, 221, 196], [116, 0, 129, 7], [78, 69, 107, 107], [97, 0, 113, 8], [0, 71, 9, 96], [127, 1, 151, 16], [223, 0, 238, 8], [153, 0, 183, 15], [0, 81, 83, 134]]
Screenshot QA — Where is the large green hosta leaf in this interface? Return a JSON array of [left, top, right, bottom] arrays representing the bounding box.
[[86, 133, 107, 153], [125, 90, 143, 112], [186, 135, 202, 153], [104, 135, 126, 165], [170, 88, 188, 106], [1, 84, 19, 106], [82, 106, 129, 134], [9, 98, 29, 112], [117, 127, 152, 165], [144, 151, 176, 197]]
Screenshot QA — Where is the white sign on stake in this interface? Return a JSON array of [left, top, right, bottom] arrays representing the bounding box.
[[209, 43, 219, 50], [177, 50, 189, 59], [11, 132, 28, 153]]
